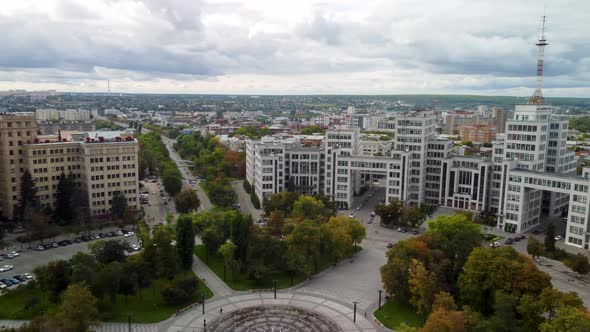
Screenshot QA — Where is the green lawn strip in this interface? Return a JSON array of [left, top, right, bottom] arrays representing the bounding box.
[[194, 244, 355, 290], [0, 283, 58, 319], [373, 299, 426, 330], [0, 271, 212, 323]]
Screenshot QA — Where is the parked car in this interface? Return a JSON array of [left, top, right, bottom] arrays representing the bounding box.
[[490, 241, 500, 248], [412, 229, 420, 235], [348, 213, 355, 218], [14, 275, 26, 282], [115, 230, 124, 236], [516, 234, 526, 240], [554, 235, 563, 241], [22, 273, 33, 280], [130, 244, 140, 251], [1, 279, 12, 287], [504, 238, 514, 245], [0, 282, 6, 290], [512, 237, 520, 243], [9, 251, 19, 257], [386, 243, 393, 249], [8, 278, 19, 285], [0, 265, 13, 272], [34, 245, 45, 251], [124, 231, 135, 237]]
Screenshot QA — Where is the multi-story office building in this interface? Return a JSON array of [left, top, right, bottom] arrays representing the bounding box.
[[0, 113, 138, 220], [0, 113, 38, 220], [246, 105, 590, 250]]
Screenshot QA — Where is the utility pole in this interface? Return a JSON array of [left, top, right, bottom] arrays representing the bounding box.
[[353, 301, 358, 323]]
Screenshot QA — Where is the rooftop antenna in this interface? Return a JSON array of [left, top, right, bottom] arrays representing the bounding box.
[[107, 79, 110, 97], [528, 15, 548, 105]]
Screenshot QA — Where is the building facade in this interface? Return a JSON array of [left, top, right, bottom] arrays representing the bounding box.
[[0, 113, 139, 220]]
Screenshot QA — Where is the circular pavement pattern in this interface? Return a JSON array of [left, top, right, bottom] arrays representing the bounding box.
[[206, 305, 343, 332], [163, 293, 377, 332]]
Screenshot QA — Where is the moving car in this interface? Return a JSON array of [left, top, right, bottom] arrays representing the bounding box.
[[34, 245, 45, 251], [386, 243, 393, 249]]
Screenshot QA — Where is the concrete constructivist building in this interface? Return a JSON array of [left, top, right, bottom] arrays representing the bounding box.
[[0, 113, 139, 220], [247, 106, 590, 250]]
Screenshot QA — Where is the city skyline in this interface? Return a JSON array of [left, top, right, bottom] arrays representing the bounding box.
[[0, 0, 588, 96]]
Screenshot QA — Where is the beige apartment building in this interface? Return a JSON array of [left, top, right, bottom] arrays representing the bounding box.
[[458, 124, 497, 143], [0, 113, 37, 220], [0, 113, 138, 220]]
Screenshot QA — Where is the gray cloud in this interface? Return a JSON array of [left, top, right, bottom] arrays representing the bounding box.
[[0, 0, 588, 95]]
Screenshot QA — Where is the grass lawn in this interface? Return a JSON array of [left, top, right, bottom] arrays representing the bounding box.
[[373, 299, 426, 330], [194, 244, 351, 290], [0, 270, 213, 323]]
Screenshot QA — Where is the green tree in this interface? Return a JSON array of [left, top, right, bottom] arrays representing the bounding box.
[[218, 240, 238, 280], [16, 170, 39, 223], [33, 260, 70, 303], [176, 215, 195, 270], [539, 287, 585, 319], [300, 125, 325, 135], [56, 283, 100, 332], [432, 291, 457, 311], [458, 247, 551, 314], [421, 308, 466, 332], [564, 253, 590, 276], [428, 214, 481, 280], [92, 262, 123, 304], [152, 225, 178, 279], [286, 220, 321, 278], [111, 191, 127, 219], [539, 306, 590, 332], [545, 223, 556, 252], [53, 172, 75, 225], [408, 258, 438, 314], [174, 189, 200, 214], [374, 199, 404, 227], [89, 239, 128, 264], [250, 191, 260, 209], [267, 210, 285, 236], [70, 252, 98, 285], [527, 236, 545, 260], [516, 294, 545, 331]]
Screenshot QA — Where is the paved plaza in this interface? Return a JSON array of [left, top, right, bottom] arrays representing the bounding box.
[[161, 293, 376, 332]]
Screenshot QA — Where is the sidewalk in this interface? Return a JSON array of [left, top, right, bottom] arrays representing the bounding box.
[[192, 255, 233, 297]]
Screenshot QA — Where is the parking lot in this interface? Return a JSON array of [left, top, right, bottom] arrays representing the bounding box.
[[0, 230, 140, 291]]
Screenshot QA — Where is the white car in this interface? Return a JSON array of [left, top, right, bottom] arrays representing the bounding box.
[[0, 265, 13, 272], [0, 282, 6, 290], [490, 241, 500, 248], [554, 235, 563, 241], [130, 244, 140, 251], [22, 273, 33, 280], [115, 230, 124, 236], [35, 245, 45, 251], [9, 251, 19, 257], [124, 231, 135, 237], [348, 213, 355, 218]]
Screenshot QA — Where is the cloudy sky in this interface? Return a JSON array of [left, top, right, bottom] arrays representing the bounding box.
[[0, 0, 588, 96]]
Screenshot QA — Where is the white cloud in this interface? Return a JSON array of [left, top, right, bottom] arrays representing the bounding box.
[[0, 0, 588, 96]]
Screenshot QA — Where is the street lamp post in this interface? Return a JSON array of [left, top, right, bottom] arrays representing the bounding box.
[[223, 264, 226, 281], [353, 301, 358, 323], [127, 312, 132, 332], [378, 290, 382, 310], [202, 294, 205, 314], [273, 280, 277, 299]]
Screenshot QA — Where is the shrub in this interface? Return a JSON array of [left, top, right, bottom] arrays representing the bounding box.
[[250, 191, 260, 209], [243, 180, 251, 193]]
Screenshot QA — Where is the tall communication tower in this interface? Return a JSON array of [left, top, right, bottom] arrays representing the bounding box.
[[107, 79, 110, 97], [528, 16, 548, 105]]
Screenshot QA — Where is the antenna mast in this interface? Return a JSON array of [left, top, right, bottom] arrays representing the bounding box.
[[528, 15, 548, 105]]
